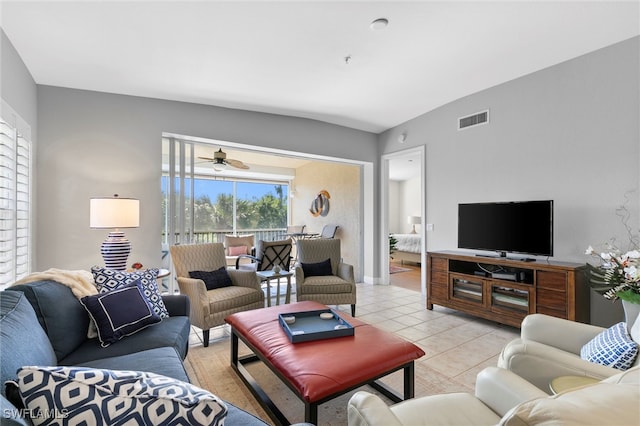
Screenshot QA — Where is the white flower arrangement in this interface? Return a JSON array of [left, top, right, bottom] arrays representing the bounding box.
[[585, 245, 640, 304]]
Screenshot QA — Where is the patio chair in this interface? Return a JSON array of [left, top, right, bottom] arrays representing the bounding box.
[[286, 224, 306, 235], [236, 238, 293, 272], [307, 224, 339, 239], [320, 224, 339, 238], [224, 234, 255, 268], [170, 243, 264, 347], [285, 225, 307, 263]]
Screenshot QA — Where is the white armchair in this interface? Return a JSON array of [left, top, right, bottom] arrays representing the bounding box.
[[498, 313, 640, 392], [348, 367, 545, 426], [348, 366, 640, 426]]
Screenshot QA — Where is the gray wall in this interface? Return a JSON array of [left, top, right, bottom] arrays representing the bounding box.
[[379, 36, 640, 326], [36, 87, 377, 274], [1, 30, 38, 267], [4, 25, 638, 325], [293, 162, 361, 277], [0, 30, 37, 130]]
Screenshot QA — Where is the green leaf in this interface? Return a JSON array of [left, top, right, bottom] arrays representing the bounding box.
[[616, 289, 640, 304], [584, 263, 616, 295]]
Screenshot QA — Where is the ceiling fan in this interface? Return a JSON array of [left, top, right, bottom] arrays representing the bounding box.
[[198, 148, 249, 170]]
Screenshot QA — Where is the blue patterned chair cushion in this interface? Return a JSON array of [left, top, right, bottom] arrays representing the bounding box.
[[80, 280, 161, 347], [580, 322, 639, 370], [15, 366, 227, 426], [91, 266, 169, 318]]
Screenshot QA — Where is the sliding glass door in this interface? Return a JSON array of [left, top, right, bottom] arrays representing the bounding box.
[[161, 137, 288, 291]]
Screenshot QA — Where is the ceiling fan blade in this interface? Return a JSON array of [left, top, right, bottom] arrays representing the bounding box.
[[197, 156, 215, 161], [226, 159, 249, 170]]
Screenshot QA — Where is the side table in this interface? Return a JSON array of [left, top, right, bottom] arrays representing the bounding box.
[[549, 375, 600, 394], [156, 268, 172, 294], [256, 270, 293, 307], [126, 268, 170, 279]]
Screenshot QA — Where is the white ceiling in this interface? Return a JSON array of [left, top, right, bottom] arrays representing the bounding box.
[[171, 142, 314, 181], [388, 154, 421, 182], [2, 1, 638, 134]]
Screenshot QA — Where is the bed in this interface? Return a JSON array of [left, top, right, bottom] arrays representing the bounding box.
[[390, 233, 422, 265]]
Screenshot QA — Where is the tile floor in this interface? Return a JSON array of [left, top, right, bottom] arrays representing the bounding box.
[[188, 282, 520, 395]]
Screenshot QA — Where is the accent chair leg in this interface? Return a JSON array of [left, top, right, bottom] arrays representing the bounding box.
[[203, 329, 210, 347], [351, 304, 356, 317]]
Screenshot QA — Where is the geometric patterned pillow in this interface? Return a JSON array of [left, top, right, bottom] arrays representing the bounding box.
[[80, 281, 161, 347], [91, 266, 169, 319], [16, 366, 227, 426], [580, 322, 639, 370]]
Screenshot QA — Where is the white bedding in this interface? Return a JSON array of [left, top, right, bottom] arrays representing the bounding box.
[[391, 233, 421, 254]]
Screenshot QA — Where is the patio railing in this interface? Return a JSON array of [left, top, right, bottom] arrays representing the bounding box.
[[163, 228, 288, 245], [160, 227, 288, 294]]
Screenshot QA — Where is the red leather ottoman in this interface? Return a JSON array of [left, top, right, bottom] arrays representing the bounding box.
[[225, 301, 425, 425]]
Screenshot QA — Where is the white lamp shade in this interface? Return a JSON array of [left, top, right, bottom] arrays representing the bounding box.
[[90, 197, 140, 228], [408, 216, 421, 225]]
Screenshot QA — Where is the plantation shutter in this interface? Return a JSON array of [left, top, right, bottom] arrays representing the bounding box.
[[0, 113, 32, 288]]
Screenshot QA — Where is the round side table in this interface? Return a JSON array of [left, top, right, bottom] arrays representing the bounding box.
[[549, 376, 600, 394]]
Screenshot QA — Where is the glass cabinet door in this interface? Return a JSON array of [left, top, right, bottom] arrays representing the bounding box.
[[451, 276, 483, 304], [491, 285, 529, 314]]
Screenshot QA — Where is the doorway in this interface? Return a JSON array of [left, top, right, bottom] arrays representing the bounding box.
[[381, 146, 426, 295], [162, 132, 374, 291]]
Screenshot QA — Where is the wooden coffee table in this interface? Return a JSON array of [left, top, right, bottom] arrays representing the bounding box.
[[225, 301, 425, 425]]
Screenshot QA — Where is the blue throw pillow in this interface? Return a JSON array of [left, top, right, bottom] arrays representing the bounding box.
[[189, 267, 233, 290], [91, 266, 169, 318], [580, 322, 639, 370], [16, 366, 227, 426], [301, 258, 333, 277], [80, 280, 161, 347]]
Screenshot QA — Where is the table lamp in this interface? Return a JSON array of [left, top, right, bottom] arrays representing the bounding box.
[[408, 216, 421, 234], [90, 195, 140, 270]]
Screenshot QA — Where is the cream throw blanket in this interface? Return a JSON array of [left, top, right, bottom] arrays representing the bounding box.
[[13, 268, 98, 298]]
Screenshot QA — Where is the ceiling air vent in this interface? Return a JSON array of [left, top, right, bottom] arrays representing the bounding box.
[[458, 110, 489, 130]]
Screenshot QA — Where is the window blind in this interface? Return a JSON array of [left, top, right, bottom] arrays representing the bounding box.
[[0, 115, 31, 288]]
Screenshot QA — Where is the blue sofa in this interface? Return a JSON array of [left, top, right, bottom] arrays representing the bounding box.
[[1, 280, 268, 425]]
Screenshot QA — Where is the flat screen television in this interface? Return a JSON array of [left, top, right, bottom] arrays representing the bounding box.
[[458, 200, 554, 259]]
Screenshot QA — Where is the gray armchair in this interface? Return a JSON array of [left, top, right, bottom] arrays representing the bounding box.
[[295, 238, 356, 316], [169, 243, 264, 347]]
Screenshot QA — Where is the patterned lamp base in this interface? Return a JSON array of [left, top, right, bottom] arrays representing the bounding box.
[[101, 231, 131, 271]]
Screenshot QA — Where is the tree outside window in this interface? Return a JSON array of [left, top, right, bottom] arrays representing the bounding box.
[[162, 176, 288, 243]]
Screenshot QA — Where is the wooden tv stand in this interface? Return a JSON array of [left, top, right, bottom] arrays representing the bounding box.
[[427, 251, 589, 327]]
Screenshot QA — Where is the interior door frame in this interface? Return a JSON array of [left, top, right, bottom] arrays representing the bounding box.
[[380, 145, 426, 295]]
